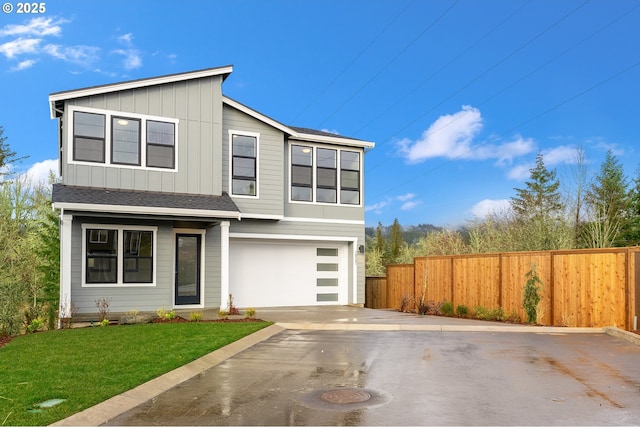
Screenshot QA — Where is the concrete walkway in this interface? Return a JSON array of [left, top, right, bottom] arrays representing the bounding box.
[[52, 306, 639, 426]]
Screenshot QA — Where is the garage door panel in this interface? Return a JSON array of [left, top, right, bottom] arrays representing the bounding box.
[[230, 239, 347, 307]]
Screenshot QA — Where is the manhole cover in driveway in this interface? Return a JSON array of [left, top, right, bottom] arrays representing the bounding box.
[[301, 388, 391, 411], [320, 389, 371, 404]]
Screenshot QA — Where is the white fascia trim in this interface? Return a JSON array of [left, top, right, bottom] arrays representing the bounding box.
[[223, 97, 293, 135], [239, 213, 284, 220], [282, 216, 364, 225], [50, 66, 233, 119], [229, 232, 357, 243], [53, 202, 241, 220], [289, 134, 375, 149]]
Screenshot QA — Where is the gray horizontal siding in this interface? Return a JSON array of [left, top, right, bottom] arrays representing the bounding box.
[[223, 105, 284, 217]]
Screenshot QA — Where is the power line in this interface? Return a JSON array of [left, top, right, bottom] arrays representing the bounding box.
[[291, 0, 415, 123], [367, 59, 640, 204], [365, 1, 639, 173], [351, 0, 533, 137], [316, 0, 461, 128]]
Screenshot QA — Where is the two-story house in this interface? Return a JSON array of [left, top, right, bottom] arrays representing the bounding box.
[[49, 65, 374, 319]]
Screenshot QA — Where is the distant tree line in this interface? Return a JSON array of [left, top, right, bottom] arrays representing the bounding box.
[[366, 149, 640, 276], [0, 126, 59, 337]]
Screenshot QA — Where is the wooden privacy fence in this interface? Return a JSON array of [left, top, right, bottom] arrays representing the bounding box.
[[365, 247, 640, 330]]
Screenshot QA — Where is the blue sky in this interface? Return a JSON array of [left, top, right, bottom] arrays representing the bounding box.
[[1, 0, 639, 228]]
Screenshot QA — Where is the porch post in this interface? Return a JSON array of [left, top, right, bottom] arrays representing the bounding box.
[[220, 220, 230, 310], [59, 212, 73, 325]]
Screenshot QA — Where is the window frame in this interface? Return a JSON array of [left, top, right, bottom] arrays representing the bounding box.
[[288, 144, 363, 207], [68, 106, 179, 171], [73, 111, 106, 163], [291, 144, 314, 202], [81, 224, 158, 287], [228, 130, 260, 198]]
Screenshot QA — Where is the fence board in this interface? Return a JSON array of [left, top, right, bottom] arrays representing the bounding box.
[[364, 247, 640, 329]]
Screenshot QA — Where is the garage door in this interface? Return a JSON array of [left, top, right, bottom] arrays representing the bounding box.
[[229, 239, 348, 307]]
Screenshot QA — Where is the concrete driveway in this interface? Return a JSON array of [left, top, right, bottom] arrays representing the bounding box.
[[55, 307, 640, 426]]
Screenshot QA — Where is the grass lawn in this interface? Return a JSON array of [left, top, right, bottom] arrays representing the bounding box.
[[0, 321, 272, 426]]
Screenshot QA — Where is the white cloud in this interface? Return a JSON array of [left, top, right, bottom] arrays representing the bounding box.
[[507, 163, 532, 180], [113, 48, 142, 70], [365, 201, 388, 214], [470, 199, 511, 219], [398, 106, 535, 165], [401, 200, 421, 211], [22, 159, 59, 185], [117, 33, 134, 46], [396, 193, 415, 202], [0, 17, 66, 37], [11, 59, 36, 71], [0, 37, 40, 58], [44, 44, 100, 65], [543, 145, 580, 165]]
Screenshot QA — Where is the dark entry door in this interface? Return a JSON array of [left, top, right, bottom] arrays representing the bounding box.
[[175, 234, 201, 305]]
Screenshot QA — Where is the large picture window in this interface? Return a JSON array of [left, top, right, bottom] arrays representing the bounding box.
[[83, 225, 156, 286], [289, 145, 361, 206], [70, 107, 177, 170], [231, 133, 257, 196]]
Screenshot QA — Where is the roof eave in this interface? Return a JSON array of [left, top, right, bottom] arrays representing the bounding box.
[[49, 65, 234, 119]]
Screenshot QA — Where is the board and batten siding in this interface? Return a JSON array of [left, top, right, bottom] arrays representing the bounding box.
[[69, 219, 176, 315], [61, 76, 225, 196], [222, 104, 284, 217], [230, 219, 366, 305]]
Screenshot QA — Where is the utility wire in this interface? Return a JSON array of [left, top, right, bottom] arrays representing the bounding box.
[[352, 0, 533, 137], [366, 1, 639, 173], [367, 59, 640, 204], [316, 0, 461, 128], [291, 0, 415, 123]]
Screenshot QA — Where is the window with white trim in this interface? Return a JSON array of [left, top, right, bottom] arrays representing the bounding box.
[[69, 107, 178, 170], [289, 145, 361, 206], [230, 133, 258, 197], [83, 224, 157, 286]]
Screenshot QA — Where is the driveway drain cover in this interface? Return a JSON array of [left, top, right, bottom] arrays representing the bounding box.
[[320, 389, 371, 404], [301, 388, 391, 411]]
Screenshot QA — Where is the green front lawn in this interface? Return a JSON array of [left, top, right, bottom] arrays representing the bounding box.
[[0, 322, 272, 426]]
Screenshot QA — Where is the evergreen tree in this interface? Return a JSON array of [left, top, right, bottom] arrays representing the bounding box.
[[583, 150, 629, 247], [388, 218, 405, 263], [0, 126, 23, 178], [511, 152, 563, 221], [510, 153, 569, 250], [619, 164, 640, 245], [374, 221, 386, 255]]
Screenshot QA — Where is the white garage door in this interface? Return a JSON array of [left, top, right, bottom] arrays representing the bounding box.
[[229, 239, 348, 307]]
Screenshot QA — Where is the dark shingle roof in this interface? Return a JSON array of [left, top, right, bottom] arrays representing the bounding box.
[[288, 126, 363, 142], [52, 184, 239, 213]]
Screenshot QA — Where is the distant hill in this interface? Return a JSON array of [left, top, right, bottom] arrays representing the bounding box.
[[365, 223, 442, 245]]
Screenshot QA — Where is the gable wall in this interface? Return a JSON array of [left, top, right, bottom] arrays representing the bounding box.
[[60, 75, 224, 196]]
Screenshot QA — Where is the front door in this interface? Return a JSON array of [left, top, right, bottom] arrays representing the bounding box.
[[175, 234, 201, 305]]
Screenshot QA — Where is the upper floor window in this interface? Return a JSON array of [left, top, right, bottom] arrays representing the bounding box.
[[291, 145, 313, 201], [74, 111, 105, 163], [289, 144, 361, 206], [69, 106, 178, 171], [230, 132, 258, 197]]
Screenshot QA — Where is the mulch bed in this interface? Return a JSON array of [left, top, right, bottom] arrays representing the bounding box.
[[0, 335, 14, 350]]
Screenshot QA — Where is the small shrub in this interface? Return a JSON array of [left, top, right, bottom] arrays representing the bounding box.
[[218, 310, 228, 319], [26, 318, 44, 333], [455, 304, 469, 317], [156, 307, 167, 319], [95, 297, 111, 322], [245, 308, 256, 319], [100, 318, 109, 327], [504, 310, 522, 323], [440, 301, 454, 317], [400, 294, 413, 313], [164, 310, 176, 320], [227, 294, 240, 315], [474, 306, 504, 321], [128, 309, 139, 322], [523, 263, 543, 324], [190, 311, 203, 322]]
